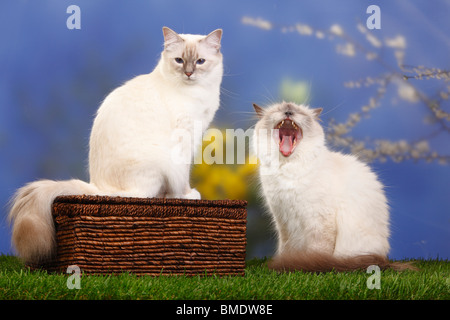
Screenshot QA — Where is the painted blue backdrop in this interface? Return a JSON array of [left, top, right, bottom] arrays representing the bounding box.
[[0, 0, 449, 260]]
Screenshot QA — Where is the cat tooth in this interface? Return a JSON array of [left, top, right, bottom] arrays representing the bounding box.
[[281, 120, 285, 127]]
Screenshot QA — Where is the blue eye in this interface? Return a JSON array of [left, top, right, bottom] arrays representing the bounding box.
[[196, 58, 206, 65], [174, 57, 184, 64]]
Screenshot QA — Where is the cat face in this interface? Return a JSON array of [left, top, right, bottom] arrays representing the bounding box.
[[161, 27, 223, 84], [253, 102, 323, 157]]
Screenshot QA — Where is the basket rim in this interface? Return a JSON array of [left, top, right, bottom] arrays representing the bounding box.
[[54, 195, 248, 208]]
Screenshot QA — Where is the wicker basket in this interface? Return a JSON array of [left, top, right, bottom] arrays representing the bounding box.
[[39, 195, 247, 276]]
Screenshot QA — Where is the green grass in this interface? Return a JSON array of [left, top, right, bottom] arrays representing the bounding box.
[[0, 255, 448, 300]]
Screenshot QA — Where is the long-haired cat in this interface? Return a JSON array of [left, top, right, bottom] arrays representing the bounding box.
[[8, 27, 223, 264], [252, 102, 415, 272]]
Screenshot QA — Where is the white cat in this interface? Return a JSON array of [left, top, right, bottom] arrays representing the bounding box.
[[252, 102, 413, 272], [8, 27, 223, 264]]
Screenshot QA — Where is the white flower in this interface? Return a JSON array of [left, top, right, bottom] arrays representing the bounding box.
[[349, 113, 361, 123], [336, 43, 355, 57], [397, 82, 419, 103], [357, 22, 366, 34], [315, 31, 325, 39], [330, 24, 344, 36], [241, 16, 272, 30], [398, 140, 409, 153], [296, 23, 313, 35], [362, 105, 371, 112], [366, 33, 382, 48], [385, 35, 407, 49], [331, 123, 348, 136], [414, 141, 430, 153]]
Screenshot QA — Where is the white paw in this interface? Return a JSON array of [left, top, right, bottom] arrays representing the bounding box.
[[183, 188, 201, 200]]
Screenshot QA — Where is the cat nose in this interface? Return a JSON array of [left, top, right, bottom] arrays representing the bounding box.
[[285, 111, 293, 117], [185, 71, 193, 77]]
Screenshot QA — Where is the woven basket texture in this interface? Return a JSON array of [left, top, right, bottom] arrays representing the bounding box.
[[38, 195, 247, 276]]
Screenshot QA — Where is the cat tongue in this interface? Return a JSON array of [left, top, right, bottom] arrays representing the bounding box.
[[280, 134, 294, 157], [276, 119, 300, 157]]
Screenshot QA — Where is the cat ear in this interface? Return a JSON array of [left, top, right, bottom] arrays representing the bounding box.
[[312, 107, 323, 119], [162, 27, 183, 49], [253, 103, 265, 118], [204, 29, 223, 51]]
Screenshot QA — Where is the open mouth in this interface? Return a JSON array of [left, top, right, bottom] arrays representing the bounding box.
[[275, 118, 302, 157]]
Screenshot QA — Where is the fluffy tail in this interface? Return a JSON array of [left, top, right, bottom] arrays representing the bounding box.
[[268, 251, 418, 273], [8, 179, 99, 264]]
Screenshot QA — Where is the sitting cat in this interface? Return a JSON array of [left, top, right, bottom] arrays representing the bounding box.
[[8, 27, 223, 264], [252, 102, 414, 272]]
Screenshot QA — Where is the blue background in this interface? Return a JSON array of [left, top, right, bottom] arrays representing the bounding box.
[[0, 0, 448, 260]]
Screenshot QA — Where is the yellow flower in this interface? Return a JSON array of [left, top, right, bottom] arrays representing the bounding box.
[[190, 129, 258, 200]]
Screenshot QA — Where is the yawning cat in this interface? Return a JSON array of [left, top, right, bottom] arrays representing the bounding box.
[[252, 102, 415, 272]]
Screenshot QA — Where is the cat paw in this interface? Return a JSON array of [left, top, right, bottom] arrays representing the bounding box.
[[182, 188, 201, 200]]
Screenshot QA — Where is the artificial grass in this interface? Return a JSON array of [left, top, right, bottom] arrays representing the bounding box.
[[0, 255, 448, 300]]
